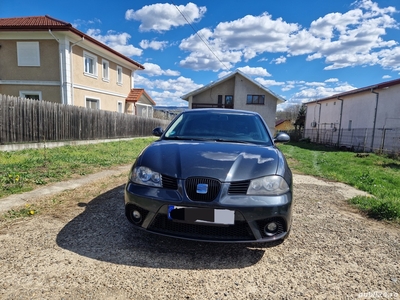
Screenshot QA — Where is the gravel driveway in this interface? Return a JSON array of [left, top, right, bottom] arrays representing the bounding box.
[[0, 169, 399, 300]]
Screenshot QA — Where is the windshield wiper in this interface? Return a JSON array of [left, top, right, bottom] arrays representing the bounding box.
[[214, 138, 251, 144]]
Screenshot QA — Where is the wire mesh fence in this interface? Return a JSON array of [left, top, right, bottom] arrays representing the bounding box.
[[296, 127, 400, 154]]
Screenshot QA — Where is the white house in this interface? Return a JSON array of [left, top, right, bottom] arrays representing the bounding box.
[[181, 70, 286, 132], [305, 78, 400, 152]]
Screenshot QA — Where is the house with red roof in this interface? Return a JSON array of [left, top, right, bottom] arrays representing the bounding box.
[[0, 15, 155, 116]]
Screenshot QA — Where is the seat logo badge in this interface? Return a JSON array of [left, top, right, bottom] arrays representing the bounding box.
[[196, 183, 208, 194]]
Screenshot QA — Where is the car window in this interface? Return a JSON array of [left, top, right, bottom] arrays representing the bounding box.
[[164, 112, 272, 145]]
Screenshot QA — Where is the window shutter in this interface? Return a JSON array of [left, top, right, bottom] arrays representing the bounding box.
[[17, 42, 40, 66]]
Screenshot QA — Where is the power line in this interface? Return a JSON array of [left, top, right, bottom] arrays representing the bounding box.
[[172, 2, 230, 71]]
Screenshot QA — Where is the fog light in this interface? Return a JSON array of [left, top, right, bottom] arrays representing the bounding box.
[[132, 210, 142, 224], [264, 222, 278, 236]]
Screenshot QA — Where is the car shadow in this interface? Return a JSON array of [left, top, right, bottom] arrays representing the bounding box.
[[56, 185, 271, 269]]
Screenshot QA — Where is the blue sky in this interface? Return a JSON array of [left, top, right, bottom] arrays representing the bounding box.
[[2, 0, 400, 109]]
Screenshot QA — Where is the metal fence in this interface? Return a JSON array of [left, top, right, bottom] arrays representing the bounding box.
[[0, 94, 169, 145], [301, 127, 400, 154]]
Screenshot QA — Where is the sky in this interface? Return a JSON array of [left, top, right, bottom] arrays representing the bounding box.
[[2, 0, 400, 109]]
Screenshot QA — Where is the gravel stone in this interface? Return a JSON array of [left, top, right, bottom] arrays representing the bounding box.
[[0, 170, 398, 299]]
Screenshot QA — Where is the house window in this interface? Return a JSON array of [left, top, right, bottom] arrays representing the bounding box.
[[218, 95, 223, 108], [84, 51, 97, 76], [102, 59, 109, 81], [117, 102, 123, 113], [348, 120, 352, 131], [117, 66, 123, 85], [19, 91, 41, 100], [17, 42, 40, 66], [225, 95, 233, 109], [86, 97, 100, 109], [247, 95, 265, 105]]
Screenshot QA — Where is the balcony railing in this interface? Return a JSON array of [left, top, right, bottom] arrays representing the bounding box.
[[191, 103, 224, 109]]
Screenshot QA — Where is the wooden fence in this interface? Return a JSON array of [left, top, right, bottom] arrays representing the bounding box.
[[0, 94, 170, 144]]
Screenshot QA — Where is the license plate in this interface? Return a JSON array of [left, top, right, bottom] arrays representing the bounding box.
[[168, 206, 235, 225]]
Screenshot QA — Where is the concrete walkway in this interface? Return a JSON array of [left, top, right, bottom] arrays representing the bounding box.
[[0, 165, 130, 213]]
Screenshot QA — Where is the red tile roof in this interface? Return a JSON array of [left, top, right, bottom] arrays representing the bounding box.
[[126, 89, 156, 105], [0, 15, 144, 70], [0, 15, 70, 28]]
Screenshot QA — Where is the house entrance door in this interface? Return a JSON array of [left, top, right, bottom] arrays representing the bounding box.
[[225, 95, 233, 109]]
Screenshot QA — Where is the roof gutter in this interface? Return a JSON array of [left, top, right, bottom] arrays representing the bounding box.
[[69, 36, 84, 105], [48, 29, 65, 105]]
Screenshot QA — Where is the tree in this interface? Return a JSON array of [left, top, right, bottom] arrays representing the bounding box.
[[294, 104, 306, 132]]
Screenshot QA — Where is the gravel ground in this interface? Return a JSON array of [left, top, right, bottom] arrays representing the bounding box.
[[0, 169, 399, 300]]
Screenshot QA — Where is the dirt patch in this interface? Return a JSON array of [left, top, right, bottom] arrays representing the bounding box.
[[0, 169, 399, 299]]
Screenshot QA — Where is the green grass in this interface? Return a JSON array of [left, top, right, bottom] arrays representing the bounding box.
[[279, 142, 400, 223], [0, 138, 155, 199], [2, 138, 399, 223]]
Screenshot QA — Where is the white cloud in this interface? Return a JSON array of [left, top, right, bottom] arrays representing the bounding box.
[[179, 13, 299, 70], [325, 78, 339, 83], [134, 73, 203, 105], [238, 66, 271, 77], [272, 56, 287, 64], [177, 0, 400, 72], [289, 82, 356, 103], [139, 40, 168, 51], [125, 3, 206, 32], [86, 29, 142, 56], [382, 75, 392, 79], [254, 78, 285, 87], [142, 63, 180, 77]]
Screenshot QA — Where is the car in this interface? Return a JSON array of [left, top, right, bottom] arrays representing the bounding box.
[[124, 108, 293, 244]]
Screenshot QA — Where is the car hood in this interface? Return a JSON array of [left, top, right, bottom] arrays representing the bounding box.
[[135, 140, 284, 182]]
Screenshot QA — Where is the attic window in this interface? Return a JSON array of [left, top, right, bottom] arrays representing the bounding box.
[[247, 95, 265, 105], [17, 42, 40, 66]]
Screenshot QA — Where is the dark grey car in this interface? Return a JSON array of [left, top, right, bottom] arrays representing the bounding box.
[[124, 109, 292, 243]]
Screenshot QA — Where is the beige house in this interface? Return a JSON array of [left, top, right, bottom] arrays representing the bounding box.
[[181, 70, 286, 132], [0, 15, 155, 116], [305, 78, 400, 152], [275, 119, 294, 132]]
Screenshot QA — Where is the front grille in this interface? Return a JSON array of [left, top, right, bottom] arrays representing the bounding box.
[[185, 177, 220, 202], [162, 174, 178, 190], [256, 217, 286, 238], [148, 214, 255, 241], [228, 180, 250, 194]]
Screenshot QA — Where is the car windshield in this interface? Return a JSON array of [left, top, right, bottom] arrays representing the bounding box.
[[163, 111, 272, 145]]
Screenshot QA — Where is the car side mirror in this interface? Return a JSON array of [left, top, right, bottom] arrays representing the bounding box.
[[274, 132, 290, 143], [152, 127, 164, 137]]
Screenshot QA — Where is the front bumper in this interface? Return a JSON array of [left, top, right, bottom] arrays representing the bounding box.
[[124, 181, 293, 243]]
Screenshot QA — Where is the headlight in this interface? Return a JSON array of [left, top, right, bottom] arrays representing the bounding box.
[[131, 166, 162, 187], [247, 175, 289, 195]]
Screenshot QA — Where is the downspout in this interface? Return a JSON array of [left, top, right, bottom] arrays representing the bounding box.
[[371, 89, 379, 152], [316, 102, 321, 143], [48, 30, 64, 104], [337, 97, 344, 147], [69, 36, 85, 105]]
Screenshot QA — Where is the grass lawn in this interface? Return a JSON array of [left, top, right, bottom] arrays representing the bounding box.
[[279, 141, 400, 223], [1, 138, 399, 223], [0, 138, 156, 199]]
